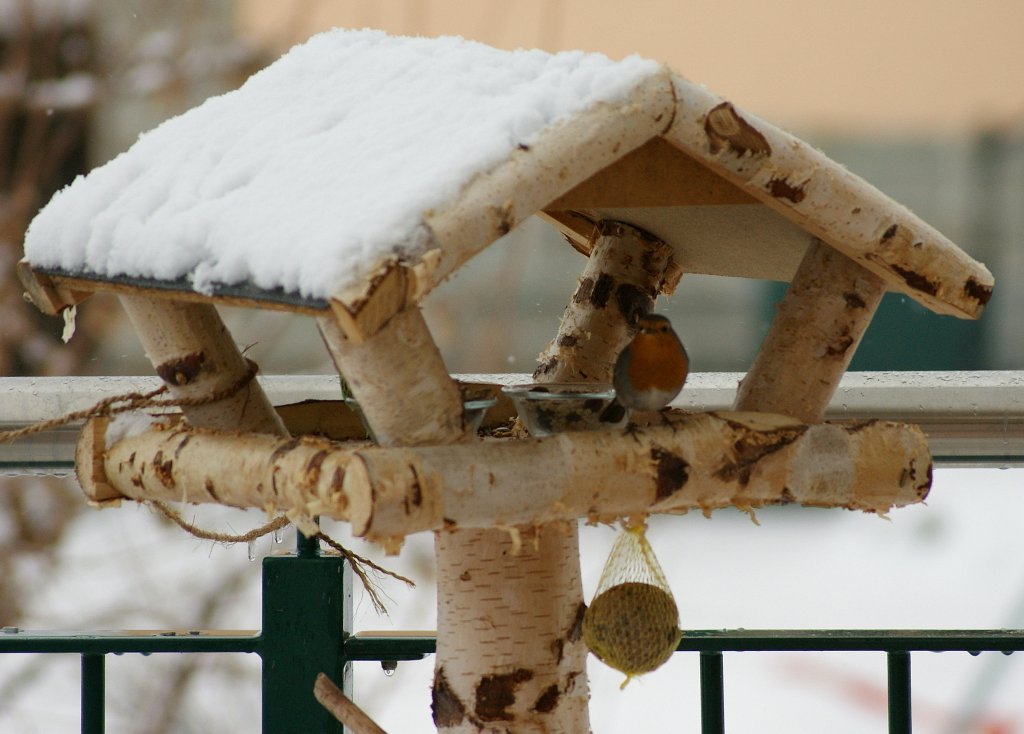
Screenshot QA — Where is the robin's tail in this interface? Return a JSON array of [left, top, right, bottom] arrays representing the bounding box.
[[599, 397, 627, 425]]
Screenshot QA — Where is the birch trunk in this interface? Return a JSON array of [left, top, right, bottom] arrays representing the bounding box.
[[735, 239, 886, 423], [320, 306, 591, 732], [77, 420, 353, 527], [119, 297, 286, 435], [342, 413, 930, 534], [518, 219, 676, 731], [534, 220, 676, 382], [318, 307, 464, 448]]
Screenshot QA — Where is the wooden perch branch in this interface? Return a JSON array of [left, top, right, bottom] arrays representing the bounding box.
[[735, 239, 885, 423], [314, 673, 388, 734], [77, 418, 351, 526], [81, 412, 931, 538], [343, 412, 930, 537], [534, 220, 677, 383]]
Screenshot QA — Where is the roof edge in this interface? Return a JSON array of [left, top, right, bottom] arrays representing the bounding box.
[[662, 74, 994, 319], [420, 68, 676, 293], [327, 67, 677, 340]]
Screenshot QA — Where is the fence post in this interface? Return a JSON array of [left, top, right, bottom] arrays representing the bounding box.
[[887, 651, 912, 734], [261, 532, 352, 733], [700, 651, 725, 734], [81, 653, 105, 734]]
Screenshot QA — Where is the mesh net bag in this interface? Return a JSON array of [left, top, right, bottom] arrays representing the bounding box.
[[583, 524, 681, 687]]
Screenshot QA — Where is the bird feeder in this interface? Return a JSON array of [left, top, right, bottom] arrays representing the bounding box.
[[18, 29, 993, 732]]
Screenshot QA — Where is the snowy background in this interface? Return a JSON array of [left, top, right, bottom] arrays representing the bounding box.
[[2, 2, 1023, 733], [2, 467, 1023, 732]]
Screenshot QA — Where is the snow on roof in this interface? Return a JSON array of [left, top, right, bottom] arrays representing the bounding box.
[[23, 28, 660, 300]]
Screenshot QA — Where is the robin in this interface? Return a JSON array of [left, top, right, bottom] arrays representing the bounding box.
[[612, 313, 689, 413]]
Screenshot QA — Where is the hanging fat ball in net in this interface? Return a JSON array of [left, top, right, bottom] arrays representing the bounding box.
[[583, 524, 681, 688]]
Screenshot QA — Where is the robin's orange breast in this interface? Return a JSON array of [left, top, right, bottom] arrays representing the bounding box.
[[625, 333, 689, 393]]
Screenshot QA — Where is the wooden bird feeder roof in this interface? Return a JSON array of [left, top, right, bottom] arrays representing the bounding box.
[[15, 27, 988, 525], [19, 29, 992, 342]]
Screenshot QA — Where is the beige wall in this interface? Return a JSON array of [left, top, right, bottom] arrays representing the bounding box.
[[238, 0, 1024, 135]]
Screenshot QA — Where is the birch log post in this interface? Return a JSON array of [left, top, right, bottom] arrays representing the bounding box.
[[318, 306, 465, 448], [734, 239, 886, 423], [119, 297, 286, 435], [534, 220, 676, 382], [319, 305, 592, 734], [511, 220, 676, 730]]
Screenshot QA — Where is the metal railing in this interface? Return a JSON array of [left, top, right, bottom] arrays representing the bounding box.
[[5, 589, 1024, 733], [0, 373, 1021, 732], [2, 371, 1022, 472]]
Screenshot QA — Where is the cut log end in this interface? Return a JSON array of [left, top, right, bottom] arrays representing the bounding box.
[[76, 417, 123, 506]]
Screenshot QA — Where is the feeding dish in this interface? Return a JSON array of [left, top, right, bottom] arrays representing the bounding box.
[[502, 383, 628, 437]]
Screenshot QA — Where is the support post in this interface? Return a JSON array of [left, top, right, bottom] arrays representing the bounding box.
[[261, 552, 352, 734], [322, 303, 594, 732], [887, 651, 912, 734], [699, 652, 725, 734], [734, 239, 886, 423], [81, 653, 105, 734], [318, 306, 465, 448], [534, 220, 677, 383], [119, 296, 351, 732], [119, 297, 285, 434]]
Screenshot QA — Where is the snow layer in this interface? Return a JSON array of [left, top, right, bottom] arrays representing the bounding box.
[[23, 29, 661, 299]]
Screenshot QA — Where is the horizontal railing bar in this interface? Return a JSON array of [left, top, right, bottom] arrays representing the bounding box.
[[677, 629, 1024, 652], [0, 629, 260, 655], [344, 633, 437, 660], [0, 372, 1021, 473], [343, 628, 1024, 659], [4, 628, 1024, 658]]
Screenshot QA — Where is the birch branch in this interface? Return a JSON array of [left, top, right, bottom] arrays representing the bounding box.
[[81, 412, 931, 539], [314, 673, 388, 734], [534, 220, 677, 383]]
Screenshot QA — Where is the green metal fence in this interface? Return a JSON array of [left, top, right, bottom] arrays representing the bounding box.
[[2, 533, 1022, 733], [1, 373, 1022, 732]]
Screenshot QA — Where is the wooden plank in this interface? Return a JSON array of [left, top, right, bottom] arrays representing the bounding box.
[[546, 136, 756, 210], [17, 261, 90, 315]]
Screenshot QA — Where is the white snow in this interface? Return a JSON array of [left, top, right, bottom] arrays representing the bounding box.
[[104, 411, 166, 446], [23, 28, 661, 300], [3, 468, 1024, 732]]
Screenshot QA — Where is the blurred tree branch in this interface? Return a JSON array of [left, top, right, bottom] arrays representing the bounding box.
[[0, 6, 268, 732]]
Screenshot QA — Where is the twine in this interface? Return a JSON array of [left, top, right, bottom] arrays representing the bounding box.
[[2, 360, 414, 613], [151, 501, 413, 615], [0, 359, 260, 445]]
